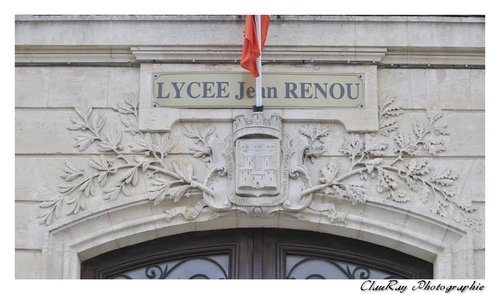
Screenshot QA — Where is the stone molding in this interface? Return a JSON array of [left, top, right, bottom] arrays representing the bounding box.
[[15, 45, 485, 67], [40, 195, 473, 279]]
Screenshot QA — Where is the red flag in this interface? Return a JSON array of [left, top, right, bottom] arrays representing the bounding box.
[[240, 15, 270, 78]]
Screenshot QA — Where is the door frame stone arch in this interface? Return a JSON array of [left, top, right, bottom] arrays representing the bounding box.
[[40, 194, 473, 279]]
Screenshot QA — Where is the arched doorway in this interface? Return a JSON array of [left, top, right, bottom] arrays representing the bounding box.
[[81, 228, 433, 279]]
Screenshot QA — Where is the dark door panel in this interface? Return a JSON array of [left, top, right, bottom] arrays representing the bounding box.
[[81, 228, 433, 279]]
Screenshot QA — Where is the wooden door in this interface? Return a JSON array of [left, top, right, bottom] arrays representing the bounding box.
[[81, 228, 432, 279]]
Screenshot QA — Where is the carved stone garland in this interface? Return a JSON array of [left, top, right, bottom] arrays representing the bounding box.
[[38, 92, 482, 232]]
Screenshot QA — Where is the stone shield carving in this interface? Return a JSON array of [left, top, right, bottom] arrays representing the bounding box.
[[230, 113, 285, 205], [198, 112, 313, 217]]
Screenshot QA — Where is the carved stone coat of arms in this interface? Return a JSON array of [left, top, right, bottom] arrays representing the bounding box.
[[197, 112, 314, 217], [39, 94, 481, 233]]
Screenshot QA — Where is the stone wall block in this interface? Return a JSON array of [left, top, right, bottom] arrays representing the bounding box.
[[107, 68, 140, 108], [15, 67, 140, 109], [15, 68, 50, 108], [473, 250, 485, 279], [15, 202, 44, 249], [471, 70, 485, 109], [15, 157, 63, 201], [16, 110, 76, 154], [393, 111, 484, 157], [47, 68, 109, 108], [408, 21, 484, 48], [378, 69, 484, 110], [16, 108, 132, 154], [15, 250, 42, 279]]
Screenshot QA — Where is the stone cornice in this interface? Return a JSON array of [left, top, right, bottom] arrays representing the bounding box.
[[15, 14, 484, 23], [15, 45, 485, 67], [15, 45, 137, 64], [131, 45, 389, 63]]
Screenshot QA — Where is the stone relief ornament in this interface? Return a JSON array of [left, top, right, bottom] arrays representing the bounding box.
[[38, 92, 482, 232]]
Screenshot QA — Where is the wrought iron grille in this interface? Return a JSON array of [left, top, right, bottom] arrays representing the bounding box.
[[285, 255, 403, 279], [109, 254, 229, 279]]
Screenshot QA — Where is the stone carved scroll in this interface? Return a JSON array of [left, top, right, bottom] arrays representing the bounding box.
[[38, 92, 482, 232]]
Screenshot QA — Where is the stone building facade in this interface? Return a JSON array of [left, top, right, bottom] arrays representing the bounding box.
[[15, 15, 485, 279]]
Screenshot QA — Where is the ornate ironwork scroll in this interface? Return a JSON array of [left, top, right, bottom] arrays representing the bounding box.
[[285, 255, 403, 279], [109, 254, 229, 279]]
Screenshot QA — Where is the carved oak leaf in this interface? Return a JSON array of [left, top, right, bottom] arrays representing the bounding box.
[[412, 120, 429, 140], [364, 158, 383, 174], [422, 139, 446, 155], [345, 183, 366, 205], [403, 174, 419, 191], [319, 158, 341, 184], [324, 185, 345, 200], [375, 168, 397, 193], [379, 94, 404, 117], [378, 94, 404, 136], [339, 133, 364, 158], [456, 201, 477, 213], [388, 190, 409, 203], [426, 107, 444, 123], [431, 197, 448, 218], [394, 133, 419, 156], [298, 126, 314, 141], [419, 185, 430, 203], [455, 212, 482, 232], [430, 168, 458, 187], [379, 117, 399, 136], [434, 125, 450, 136], [304, 145, 326, 163], [363, 134, 388, 156], [405, 159, 430, 176], [299, 124, 331, 144], [440, 188, 456, 198]]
